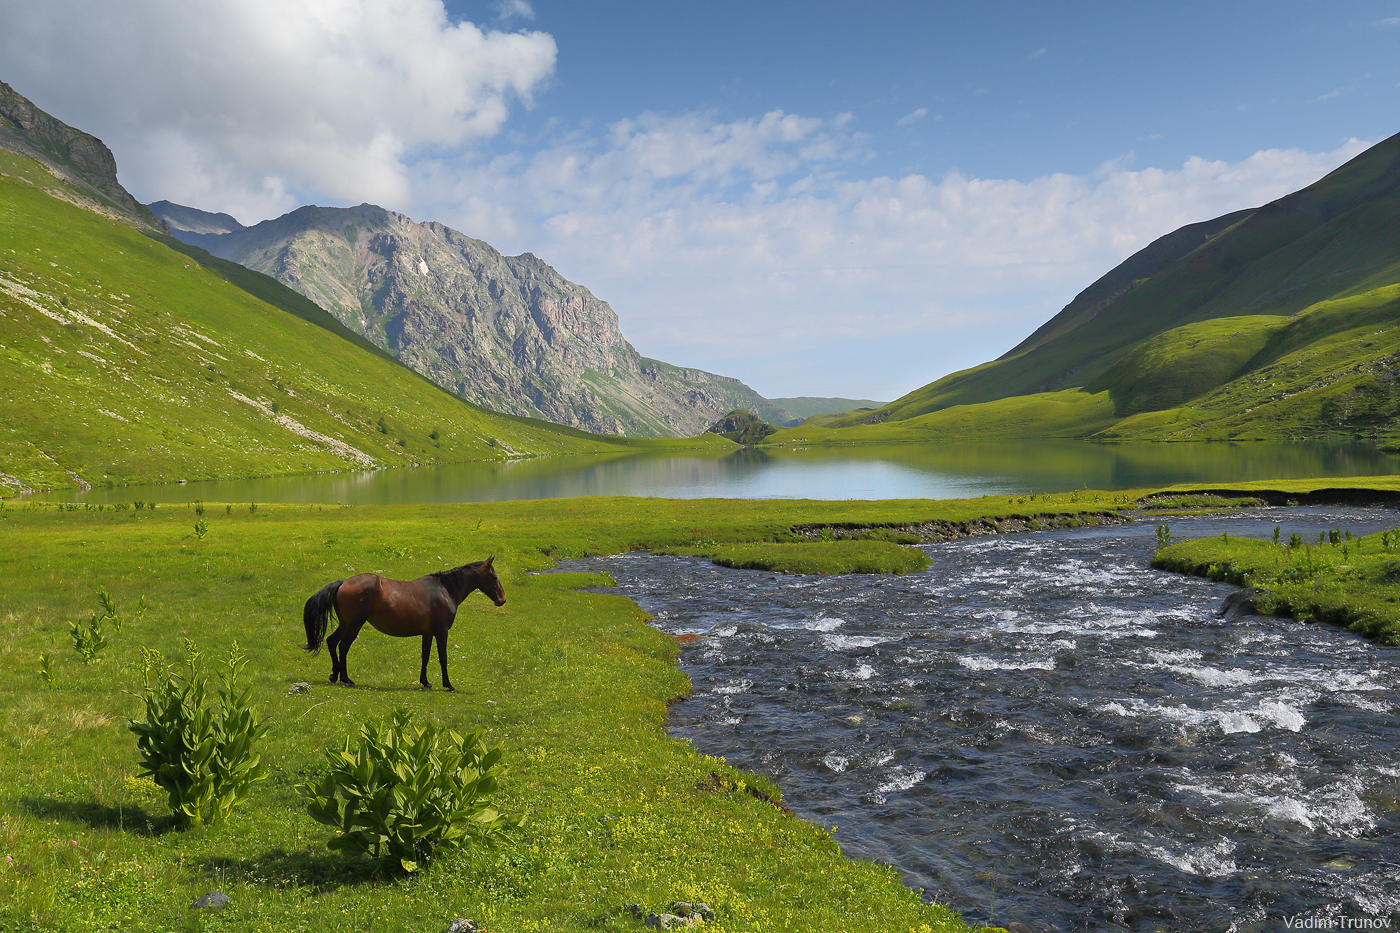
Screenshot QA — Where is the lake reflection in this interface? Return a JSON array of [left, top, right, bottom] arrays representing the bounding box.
[[28, 440, 1400, 504]]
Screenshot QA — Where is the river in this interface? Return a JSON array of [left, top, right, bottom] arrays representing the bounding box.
[[561, 506, 1400, 932]]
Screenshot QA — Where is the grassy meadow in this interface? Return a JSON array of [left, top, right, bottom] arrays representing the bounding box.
[[0, 493, 1134, 933]]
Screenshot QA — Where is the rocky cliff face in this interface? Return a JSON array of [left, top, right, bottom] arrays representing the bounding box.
[[153, 201, 786, 436], [0, 81, 161, 230]]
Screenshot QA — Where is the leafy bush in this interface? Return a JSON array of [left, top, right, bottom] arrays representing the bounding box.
[[300, 709, 518, 873], [128, 641, 268, 827]]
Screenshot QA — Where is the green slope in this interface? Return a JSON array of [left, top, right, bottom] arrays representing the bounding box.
[[837, 130, 1400, 430], [771, 389, 1117, 444], [0, 148, 725, 494], [1103, 283, 1400, 441], [1085, 315, 1286, 416]]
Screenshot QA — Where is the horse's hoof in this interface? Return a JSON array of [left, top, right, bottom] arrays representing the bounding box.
[[443, 684, 455, 693], [328, 674, 338, 684], [418, 681, 432, 690], [341, 679, 355, 687]]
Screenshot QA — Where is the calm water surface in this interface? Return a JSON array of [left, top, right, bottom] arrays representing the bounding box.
[[26, 440, 1400, 504], [562, 508, 1400, 933]]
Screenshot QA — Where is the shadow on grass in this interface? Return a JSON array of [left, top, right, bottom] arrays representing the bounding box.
[[18, 796, 184, 837], [199, 848, 384, 892]]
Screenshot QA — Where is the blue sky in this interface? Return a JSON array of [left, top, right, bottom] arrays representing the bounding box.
[[462, 0, 1397, 180], [1, 1, 1396, 400]]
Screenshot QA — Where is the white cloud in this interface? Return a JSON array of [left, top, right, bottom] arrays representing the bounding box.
[[0, 0, 556, 220], [415, 116, 1369, 397], [896, 107, 929, 127]]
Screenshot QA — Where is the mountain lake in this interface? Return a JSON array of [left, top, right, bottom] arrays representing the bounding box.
[[22, 439, 1400, 505]]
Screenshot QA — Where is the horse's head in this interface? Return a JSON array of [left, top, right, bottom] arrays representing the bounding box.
[[480, 555, 506, 607]]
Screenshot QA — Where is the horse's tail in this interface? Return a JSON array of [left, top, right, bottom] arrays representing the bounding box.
[[303, 580, 343, 654]]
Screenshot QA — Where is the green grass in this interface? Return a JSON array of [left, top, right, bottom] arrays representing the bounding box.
[[1153, 527, 1400, 646], [0, 494, 1130, 932], [0, 148, 726, 495], [661, 540, 930, 575]]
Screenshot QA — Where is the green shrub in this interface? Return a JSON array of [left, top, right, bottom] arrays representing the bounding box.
[[300, 709, 518, 873], [128, 641, 268, 827]]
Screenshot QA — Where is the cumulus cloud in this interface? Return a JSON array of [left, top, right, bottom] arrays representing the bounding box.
[[414, 117, 1368, 396], [0, 0, 556, 220]]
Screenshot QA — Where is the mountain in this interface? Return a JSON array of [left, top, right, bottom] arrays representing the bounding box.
[[763, 397, 886, 425], [0, 80, 163, 231], [0, 114, 724, 494], [813, 130, 1400, 443], [151, 201, 799, 437]]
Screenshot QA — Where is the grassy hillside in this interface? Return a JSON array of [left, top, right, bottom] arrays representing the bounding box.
[[0, 148, 724, 494], [1085, 315, 1285, 416], [830, 131, 1400, 432], [1103, 284, 1400, 441]]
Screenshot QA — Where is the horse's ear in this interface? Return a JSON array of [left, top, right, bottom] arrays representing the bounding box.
[[484, 555, 494, 568]]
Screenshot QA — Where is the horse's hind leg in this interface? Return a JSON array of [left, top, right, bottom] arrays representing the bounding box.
[[419, 635, 433, 689], [325, 626, 345, 683], [434, 629, 454, 692], [336, 622, 365, 686]]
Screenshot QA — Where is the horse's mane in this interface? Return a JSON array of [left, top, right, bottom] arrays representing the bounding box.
[[432, 560, 489, 588]]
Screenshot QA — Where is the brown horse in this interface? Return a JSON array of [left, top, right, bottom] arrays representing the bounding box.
[[302, 557, 505, 691]]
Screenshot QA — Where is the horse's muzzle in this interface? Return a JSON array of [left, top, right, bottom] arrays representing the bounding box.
[[493, 598, 506, 607]]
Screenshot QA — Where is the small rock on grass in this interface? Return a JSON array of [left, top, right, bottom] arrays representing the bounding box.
[[442, 920, 479, 933], [191, 891, 229, 910], [285, 682, 312, 695]]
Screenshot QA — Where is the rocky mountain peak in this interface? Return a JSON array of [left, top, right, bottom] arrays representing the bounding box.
[[150, 199, 789, 436], [0, 80, 161, 230]]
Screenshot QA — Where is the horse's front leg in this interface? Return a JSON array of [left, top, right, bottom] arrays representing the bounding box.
[[419, 634, 432, 689], [434, 628, 454, 692]]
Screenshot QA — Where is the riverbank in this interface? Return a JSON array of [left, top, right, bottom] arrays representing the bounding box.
[[1154, 528, 1400, 647], [0, 494, 1129, 932]]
